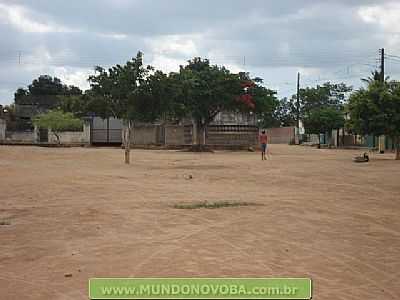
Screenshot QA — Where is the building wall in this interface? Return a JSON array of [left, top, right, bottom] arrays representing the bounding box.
[[132, 125, 159, 145], [206, 125, 258, 146], [265, 127, 295, 144], [165, 125, 186, 145], [1, 121, 90, 145], [213, 111, 257, 125], [48, 122, 90, 145], [5, 131, 36, 143]]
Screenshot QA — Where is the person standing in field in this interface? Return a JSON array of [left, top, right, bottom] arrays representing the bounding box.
[[259, 130, 268, 160]]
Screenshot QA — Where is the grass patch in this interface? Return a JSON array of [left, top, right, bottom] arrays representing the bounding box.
[[173, 201, 261, 210]]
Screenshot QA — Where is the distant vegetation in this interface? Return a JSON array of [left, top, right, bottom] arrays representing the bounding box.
[[9, 52, 400, 160], [33, 110, 83, 144]]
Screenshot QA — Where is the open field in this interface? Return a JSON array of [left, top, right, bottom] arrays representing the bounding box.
[[0, 145, 399, 299]]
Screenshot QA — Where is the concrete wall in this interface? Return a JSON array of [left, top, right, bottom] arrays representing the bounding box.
[[1, 120, 90, 145], [48, 122, 90, 145], [265, 127, 295, 144], [165, 124, 258, 146], [165, 125, 186, 145], [207, 133, 257, 146], [5, 131, 36, 143], [213, 111, 257, 125], [206, 132, 258, 146], [132, 125, 159, 145]]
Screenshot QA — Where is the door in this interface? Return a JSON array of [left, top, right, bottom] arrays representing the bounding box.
[[39, 129, 48, 142]]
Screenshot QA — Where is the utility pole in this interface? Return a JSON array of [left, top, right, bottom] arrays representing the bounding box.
[[379, 48, 385, 153], [18, 51, 21, 65], [380, 48, 385, 83], [296, 72, 300, 129]]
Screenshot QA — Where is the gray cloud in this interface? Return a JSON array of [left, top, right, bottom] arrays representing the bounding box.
[[0, 0, 399, 104]]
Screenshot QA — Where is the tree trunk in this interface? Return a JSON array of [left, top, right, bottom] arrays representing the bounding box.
[[53, 132, 61, 145], [124, 121, 132, 164], [395, 136, 400, 160], [190, 119, 210, 152]]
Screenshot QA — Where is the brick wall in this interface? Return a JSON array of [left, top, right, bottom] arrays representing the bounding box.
[[265, 127, 295, 144], [206, 125, 258, 146]]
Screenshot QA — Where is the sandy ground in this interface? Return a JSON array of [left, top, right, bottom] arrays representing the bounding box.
[[0, 145, 399, 300]]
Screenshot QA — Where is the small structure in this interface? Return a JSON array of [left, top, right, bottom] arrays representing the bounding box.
[[0, 118, 91, 146]]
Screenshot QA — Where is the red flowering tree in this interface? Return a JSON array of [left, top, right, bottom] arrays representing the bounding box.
[[237, 80, 256, 109], [237, 72, 279, 127]]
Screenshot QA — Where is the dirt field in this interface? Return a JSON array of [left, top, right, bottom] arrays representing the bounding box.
[[0, 145, 399, 299]]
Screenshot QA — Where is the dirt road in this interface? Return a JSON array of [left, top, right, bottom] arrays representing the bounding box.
[[0, 145, 399, 299]]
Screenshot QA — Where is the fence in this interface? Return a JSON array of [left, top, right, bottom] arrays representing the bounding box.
[[131, 124, 161, 145], [4, 130, 36, 143], [206, 125, 258, 146]]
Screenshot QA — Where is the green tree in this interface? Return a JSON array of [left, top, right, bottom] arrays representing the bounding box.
[[33, 110, 83, 144], [57, 92, 103, 118], [271, 97, 297, 127], [297, 82, 351, 137], [299, 82, 351, 116], [88, 51, 164, 164], [238, 73, 279, 128], [15, 75, 82, 107], [304, 106, 344, 137], [170, 58, 244, 147], [361, 70, 389, 84], [348, 80, 400, 160]]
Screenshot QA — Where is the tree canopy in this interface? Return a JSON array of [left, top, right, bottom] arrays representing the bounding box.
[[171, 58, 243, 125], [88, 52, 154, 122], [33, 110, 83, 144], [298, 82, 351, 134], [15, 75, 82, 107], [348, 80, 400, 159], [88, 51, 170, 163]]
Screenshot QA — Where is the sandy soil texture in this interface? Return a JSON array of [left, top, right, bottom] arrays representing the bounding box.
[[0, 145, 399, 299]]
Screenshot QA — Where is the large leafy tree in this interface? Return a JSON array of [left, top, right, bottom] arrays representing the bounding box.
[[300, 82, 351, 115], [237, 72, 279, 128], [298, 82, 351, 135], [304, 107, 344, 136], [15, 75, 82, 108], [273, 97, 297, 127], [88, 51, 165, 164], [169, 58, 243, 146], [348, 80, 400, 160], [136, 70, 174, 123]]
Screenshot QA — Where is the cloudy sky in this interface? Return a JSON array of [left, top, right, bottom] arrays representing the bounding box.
[[1, 0, 400, 105]]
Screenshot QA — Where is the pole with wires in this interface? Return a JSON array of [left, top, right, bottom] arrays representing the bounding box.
[[380, 48, 385, 83], [296, 72, 300, 129]]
